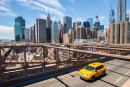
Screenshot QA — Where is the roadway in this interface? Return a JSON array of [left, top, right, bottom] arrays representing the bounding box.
[[25, 59, 130, 87]]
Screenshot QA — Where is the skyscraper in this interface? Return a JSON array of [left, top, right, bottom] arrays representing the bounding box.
[[46, 27, 51, 43], [51, 21, 58, 43], [87, 18, 93, 29], [36, 19, 46, 43], [111, 18, 115, 24], [46, 13, 52, 43], [109, 5, 115, 25], [24, 29, 29, 42], [34, 24, 36, 42], [83, 21, 90, 28], [73, 21, 81, 29], [94, 16, 100, 31], [63, 16, 72, 31], [76, 25, 86, 39], [96, 15, 99, 22], [73, 22, 76, 29], [14, 16, 25, 42], [108, 21, 130, 44], [46, 13, 52, 28], [58, 19, 62, 30], [100, 25, 104, 30], [58, 24, 67, 43], [32, 25, 35, 43], [117, 0, 126, 23], [126, 12, 129, 21], [29, 26, 32, 42], [86, 28, 90, 39]]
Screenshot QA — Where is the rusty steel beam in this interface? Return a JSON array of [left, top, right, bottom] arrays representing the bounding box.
[[48, 44, 130, 51], [2, 45, 130, 61], [78, 44, 130, 49], [44, 45, 130, 61], [72, 45, 130, 51]]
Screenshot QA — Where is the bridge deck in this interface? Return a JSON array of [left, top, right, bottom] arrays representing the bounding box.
[[22, 59, 130, 87]]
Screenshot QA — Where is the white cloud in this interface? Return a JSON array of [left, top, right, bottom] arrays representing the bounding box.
[[0, 25, 14, 33], [0, 4, 17, 17], [39, 0, 65, 10], [0, 25, 14, 40], [99, 16, 106, 21], [31, 1, 65, 16], [0, 5, 11, 12], [0, 0, 12, 6], [69, 0, 75, 4], [6, 12, 17, 16], [17, 0, 65, 17], [0, 12, 17, 16]]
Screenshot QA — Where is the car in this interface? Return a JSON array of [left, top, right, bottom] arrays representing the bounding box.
[[79, 62, 106, 82]]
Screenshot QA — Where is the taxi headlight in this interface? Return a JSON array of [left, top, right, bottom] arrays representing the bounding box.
[[84, 74, 90, 76]]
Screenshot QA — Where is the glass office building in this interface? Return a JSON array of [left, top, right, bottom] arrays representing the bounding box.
[[117, 0, 126, 23], [87, 18, 93, 29], [63, 16, 72, 31], [83, 21, 90, 28], [109, 9, 115, 25], [36, 19, 46, 43], [14, 16, 25, 42], [51, 21, 58, 43], [100, 25, 104, 30], [29, 26, 32, 42]]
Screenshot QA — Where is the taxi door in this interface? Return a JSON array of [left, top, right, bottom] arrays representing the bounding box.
[[98, 66, 103, 76], [95, 67, 100, 77]]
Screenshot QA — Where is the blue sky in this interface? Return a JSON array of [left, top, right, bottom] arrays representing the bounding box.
[[0, 0, 130, 40]]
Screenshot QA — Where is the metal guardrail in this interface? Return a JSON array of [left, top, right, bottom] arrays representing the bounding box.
[[0, 44, 129, 86]]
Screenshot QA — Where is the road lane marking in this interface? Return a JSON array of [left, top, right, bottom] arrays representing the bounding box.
[[106, 67, 110, 69], [114, 77, 126, 84], [125, 71, 130, 75]]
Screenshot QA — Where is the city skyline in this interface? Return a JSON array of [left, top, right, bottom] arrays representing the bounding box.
[[0, 0, 130, 40]]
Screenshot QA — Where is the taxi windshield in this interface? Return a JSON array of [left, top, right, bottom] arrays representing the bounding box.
[[85, 65, 95, 72]]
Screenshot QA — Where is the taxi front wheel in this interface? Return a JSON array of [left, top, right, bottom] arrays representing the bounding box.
[[91, 76, 95, 82], [102, 71, 105, 76]]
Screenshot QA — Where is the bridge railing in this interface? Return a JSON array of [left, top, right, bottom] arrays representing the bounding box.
[[0, 44, 129, 86]]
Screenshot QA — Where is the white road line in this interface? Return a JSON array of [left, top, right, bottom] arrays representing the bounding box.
[[125, 71, 130, 75], [106, 67, 110, 69], [114, 77, 126, 84], [115, 70, 130, 84]]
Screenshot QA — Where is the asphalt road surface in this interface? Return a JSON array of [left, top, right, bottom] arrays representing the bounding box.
[[25, 59, 130, 87]]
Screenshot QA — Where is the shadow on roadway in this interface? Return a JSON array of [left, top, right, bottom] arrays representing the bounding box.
[[55, 77, 69, 87], [81, 73, 119, 87], [17, 59, 113, 87]]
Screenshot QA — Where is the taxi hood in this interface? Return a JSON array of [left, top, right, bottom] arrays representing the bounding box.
[[80, 68, 94, 75]]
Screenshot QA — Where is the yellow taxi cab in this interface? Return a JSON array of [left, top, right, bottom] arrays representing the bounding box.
[[79, 62, 106, 82]]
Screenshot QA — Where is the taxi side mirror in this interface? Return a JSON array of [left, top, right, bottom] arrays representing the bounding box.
[[95, 70, 98, 72]]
